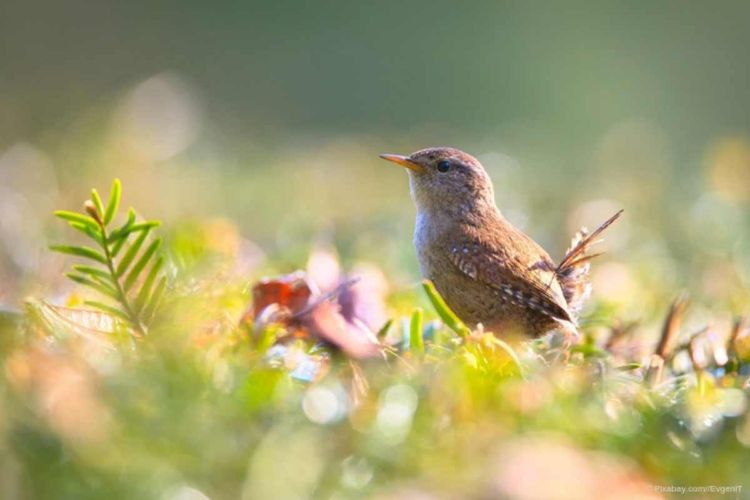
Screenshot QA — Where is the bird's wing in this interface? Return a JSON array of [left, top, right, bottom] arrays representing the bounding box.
[[447, 233, 573, 323]]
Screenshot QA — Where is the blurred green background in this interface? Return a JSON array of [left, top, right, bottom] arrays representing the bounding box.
[[2, 0, 750, 324]]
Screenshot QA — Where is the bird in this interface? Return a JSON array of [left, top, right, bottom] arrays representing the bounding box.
[[379, 147, 622, 338]]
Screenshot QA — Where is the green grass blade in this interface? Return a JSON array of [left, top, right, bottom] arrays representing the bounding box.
[[103, 178, 121, 225], [50, 245, 108, 265], [483, 335, 523, 373], [115, 229, 149, 277], [376, 318, 393, 340], [124, 238, 161, 292], [410, 307, 425, 355], [421, 280, 470, 338]]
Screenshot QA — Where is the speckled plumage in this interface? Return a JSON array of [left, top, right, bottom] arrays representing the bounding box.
[[380, 147, 621, 338]]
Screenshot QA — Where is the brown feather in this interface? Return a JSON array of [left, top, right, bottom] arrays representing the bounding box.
[[556, 210, 623, 316], [448, 218, 574, 325], [557, 210, 623, 272]]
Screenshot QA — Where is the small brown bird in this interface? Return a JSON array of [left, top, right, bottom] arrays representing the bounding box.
[[380, 147, 622, 338]]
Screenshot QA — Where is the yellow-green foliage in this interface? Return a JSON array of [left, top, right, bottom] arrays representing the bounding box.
[[0, 180, 748, 499]]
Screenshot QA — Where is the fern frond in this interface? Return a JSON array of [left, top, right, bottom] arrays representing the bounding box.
[[51, 178, 167, 337]]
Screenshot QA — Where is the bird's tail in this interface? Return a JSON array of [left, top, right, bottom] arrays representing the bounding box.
[[556, 210, 623, 318]]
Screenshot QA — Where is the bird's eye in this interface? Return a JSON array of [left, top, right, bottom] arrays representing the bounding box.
[[436, 160, 451, 173]]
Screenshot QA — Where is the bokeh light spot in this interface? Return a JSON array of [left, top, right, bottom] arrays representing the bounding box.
[[706, 137, 750, 202], [303, 385, 347, 424]]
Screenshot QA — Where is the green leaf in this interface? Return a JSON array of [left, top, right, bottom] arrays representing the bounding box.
[[91, 189, 105, 217], [103, 178, 121, 225], [135, 256, 163, 312], [65, 273, 119, 299], [115, 229, 149, 277], [68, 222, 104, 244], [82, 300, 131, 322], [50, 245, 108, 265], [106, 208, 137, 248], [410, 308, 424, 355], [131, 221, 160, 231], [142, 276, 166, 322], [124, 238, 161, 292], [54, 210, 99, 230], [126, 207, 136, 225], [110, 232, 130, 258], [72, 264, 113, 282], [617, 362, 642, 372], [114, 207, 136, 236], [108, 221, 159, 246], [108, 224, 132, 244], [421, 280, 470, 338]]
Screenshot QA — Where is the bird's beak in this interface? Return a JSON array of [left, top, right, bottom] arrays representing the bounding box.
[[379, 154, 425, 173]]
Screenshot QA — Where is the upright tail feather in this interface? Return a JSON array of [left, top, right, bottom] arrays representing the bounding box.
[[556, 210, 623, 318]]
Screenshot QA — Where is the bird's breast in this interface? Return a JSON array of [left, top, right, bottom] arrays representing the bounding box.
[[413, 211, 461, 279], [413, 212, 434, 276]]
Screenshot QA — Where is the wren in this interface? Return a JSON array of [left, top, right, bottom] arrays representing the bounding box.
[[380, 147, 621, 338]]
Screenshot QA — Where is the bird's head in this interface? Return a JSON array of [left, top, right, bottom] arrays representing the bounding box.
[[379, 147, 496, 215]]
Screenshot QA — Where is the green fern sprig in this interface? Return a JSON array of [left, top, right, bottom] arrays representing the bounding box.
[[51, 179, 166, 337]]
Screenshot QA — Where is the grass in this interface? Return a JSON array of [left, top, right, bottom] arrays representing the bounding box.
[[0, 180, 749, 499]]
